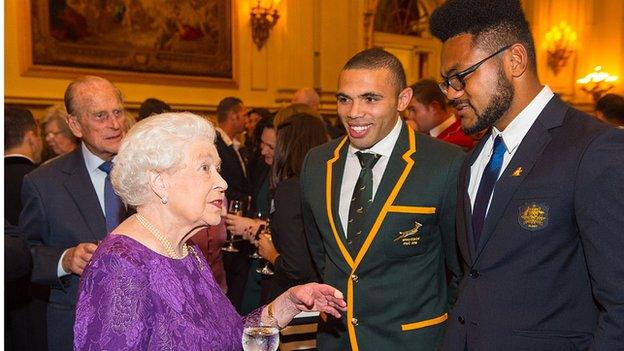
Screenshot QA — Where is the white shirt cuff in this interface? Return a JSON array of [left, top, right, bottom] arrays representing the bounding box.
[[57, 249, 71, 277]]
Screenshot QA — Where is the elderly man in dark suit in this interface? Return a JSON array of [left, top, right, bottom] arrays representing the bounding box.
[[301, 48, 464, 350], [429, 1, 624, 350], [20, 76, 128, 350]]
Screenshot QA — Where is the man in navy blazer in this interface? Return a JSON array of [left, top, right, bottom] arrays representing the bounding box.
[[430, 1, 624, 350], [20, 76, 127, 350]]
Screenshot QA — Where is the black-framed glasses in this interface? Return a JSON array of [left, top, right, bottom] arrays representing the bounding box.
[[439, 45, 511, 94]]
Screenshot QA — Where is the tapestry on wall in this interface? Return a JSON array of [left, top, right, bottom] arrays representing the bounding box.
[[30, 0, 233, 79]]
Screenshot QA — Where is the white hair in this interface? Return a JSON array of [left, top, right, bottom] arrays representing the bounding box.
[[111, 112, 216, 207]]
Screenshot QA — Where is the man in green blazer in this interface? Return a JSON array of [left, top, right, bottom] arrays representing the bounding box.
[[301, 48, 464, 351]]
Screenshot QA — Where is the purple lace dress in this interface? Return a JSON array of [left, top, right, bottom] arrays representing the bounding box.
[[74, 234, 254, 350]]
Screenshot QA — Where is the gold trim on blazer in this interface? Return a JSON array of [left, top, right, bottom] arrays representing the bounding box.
[[325, 128, 417, 351], [387, 205, 436, 214], [401, 313, 448, 331]]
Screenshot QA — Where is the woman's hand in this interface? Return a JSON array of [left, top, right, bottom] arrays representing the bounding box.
[[224, 214, 263, 241], [266, 283, 347, 328], [258, 234, 279, 264]]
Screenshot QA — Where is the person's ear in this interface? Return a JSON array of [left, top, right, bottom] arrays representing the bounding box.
[[67, 114, 84, 138], [509, 43, 529, 78], [397, 87, 413, 111], [148, 170, 170, 204]]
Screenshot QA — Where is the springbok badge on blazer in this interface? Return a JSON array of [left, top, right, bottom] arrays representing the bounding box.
[[395, 221, 422, 245]]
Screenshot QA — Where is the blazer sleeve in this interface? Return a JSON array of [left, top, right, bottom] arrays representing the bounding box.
[[439, 151, 464, 308], [272, 178, 318, 287], [574, 128, 624, 349], [300, 153, 327, 279], [20, 174, 67, 286]]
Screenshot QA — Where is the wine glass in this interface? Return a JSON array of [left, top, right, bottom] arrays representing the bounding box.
[[256, 223, 274, 276], [249, 211, 266, 259], [241, 314, 279, 351], [222, 200, 243, 253]]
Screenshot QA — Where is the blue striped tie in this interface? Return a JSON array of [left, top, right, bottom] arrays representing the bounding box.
[[98, 160, 125, 233], [472, 136, 506, 247]]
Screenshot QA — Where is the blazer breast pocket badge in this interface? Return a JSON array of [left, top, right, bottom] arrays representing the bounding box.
[[394, 221, 422, 246], [518, 202, 549, 231]]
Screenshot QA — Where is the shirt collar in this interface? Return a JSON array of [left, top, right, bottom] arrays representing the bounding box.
[[491, 85, 554, 154], [216, 127, 234, 147], [348, 117, 403, 158], [430, 115, 456, 137], [4, 153, 36, 163], [81, 142, 109, 173]]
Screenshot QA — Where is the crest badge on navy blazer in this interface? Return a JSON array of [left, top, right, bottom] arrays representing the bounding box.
[[518, 202, 549, 231]]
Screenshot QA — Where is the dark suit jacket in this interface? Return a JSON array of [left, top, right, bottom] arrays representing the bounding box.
[[20, 147, 108, 351], [215, 132, 251, 202], [267, 176, 319, 301], [302, 123, 464, 351], [5, 156, 37, 225], [442, 96, 624, 351]]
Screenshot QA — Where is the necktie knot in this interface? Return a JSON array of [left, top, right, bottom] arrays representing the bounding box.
[[492, 136, 506, 159], [356, 152, 380, 170], [98, 160, 114, 175]]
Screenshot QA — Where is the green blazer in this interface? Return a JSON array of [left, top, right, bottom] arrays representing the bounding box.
[[301, 124, 464, 351]]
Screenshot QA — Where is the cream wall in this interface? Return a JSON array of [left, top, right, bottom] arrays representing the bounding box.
[[5, 0, 624, 117]]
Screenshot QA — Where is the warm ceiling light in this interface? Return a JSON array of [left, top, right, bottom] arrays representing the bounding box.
[[250, 0, 280, 50], [543, 21, 577, 75], [577, 66, 619, 102]]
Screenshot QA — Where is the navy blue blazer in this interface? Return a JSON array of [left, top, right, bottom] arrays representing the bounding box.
[[442, 96, 624, 350], [20, 147, 107, 350]]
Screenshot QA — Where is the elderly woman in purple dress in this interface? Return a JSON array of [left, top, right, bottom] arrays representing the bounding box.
[[73, 112, 346, 350]]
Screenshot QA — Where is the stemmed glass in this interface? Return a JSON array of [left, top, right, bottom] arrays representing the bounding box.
[[256, 221, 274, 276], [241, 314, 279, 351], [222, 200, 243, 253], [248, 211, 266, 259]]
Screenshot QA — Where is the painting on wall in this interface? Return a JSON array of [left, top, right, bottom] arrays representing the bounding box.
[[28, 0, 234, 85]]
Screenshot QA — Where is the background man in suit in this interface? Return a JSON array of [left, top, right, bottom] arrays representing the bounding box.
[[4, 106, 47, 351], [301, 48, 464, 350], [20, 75, 128, 350], [405, 79, 475, 150], [429, 1, 624, 350], [214, 96, 257, 313]]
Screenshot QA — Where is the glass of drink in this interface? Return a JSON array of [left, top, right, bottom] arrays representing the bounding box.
[[242, 314, 279, 351], [256, 222, 274, 276], [249, 211, 266, 259], [222, 200, 243, 253]]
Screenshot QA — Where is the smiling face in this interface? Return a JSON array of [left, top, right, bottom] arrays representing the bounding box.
[[166, 140, 228, 227], [67, 80, 125, 160], [259, 127, 276, 166], [440, 34, 514, 134], [336, 68, 412, 150]]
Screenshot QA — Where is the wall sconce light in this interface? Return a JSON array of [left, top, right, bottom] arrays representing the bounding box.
[[577, 66, 619, 102], [543, 21, 577, 75], [250, 0, 280, 50]]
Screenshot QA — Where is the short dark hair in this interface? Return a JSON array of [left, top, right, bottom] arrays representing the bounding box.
[[429, 0, 537, 71], [5, 106, 37, 150], [64, 76, 123, 116], [216, 97, 243, 123], [343, 48, 407, 92], [271, 113, 328, 187], [137, 98, 172, 121], [596, 93, 624, 125], [410, 79, 447, 109]]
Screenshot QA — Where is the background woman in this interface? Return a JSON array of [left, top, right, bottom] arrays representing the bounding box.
[[41, 105, 78, 160], [73, 113, 345, 350]]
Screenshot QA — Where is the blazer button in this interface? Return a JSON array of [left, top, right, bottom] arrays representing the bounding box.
[[458, 316, 465, 325], [351, 317, 358, 326], [469, 269, 480, 278], [351, 274, 359, 282]]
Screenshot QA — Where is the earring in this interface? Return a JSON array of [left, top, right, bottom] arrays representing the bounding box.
[[161, 196, 168, 204]]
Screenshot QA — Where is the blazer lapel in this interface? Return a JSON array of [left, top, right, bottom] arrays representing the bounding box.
[[474, 97, 567, 262], [325, 137, 353, 269], [62, 149, 107, 241], [463, 137, 488, 262]]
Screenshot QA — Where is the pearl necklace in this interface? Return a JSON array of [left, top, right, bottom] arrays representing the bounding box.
[[136, 214, 188, 259]]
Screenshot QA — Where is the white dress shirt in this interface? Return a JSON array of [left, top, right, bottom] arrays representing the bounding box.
[[339, 118, 403, 236], [216, 127, 247, 176], [57, 143, 108, 276], [468, 86, 554, 213]]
